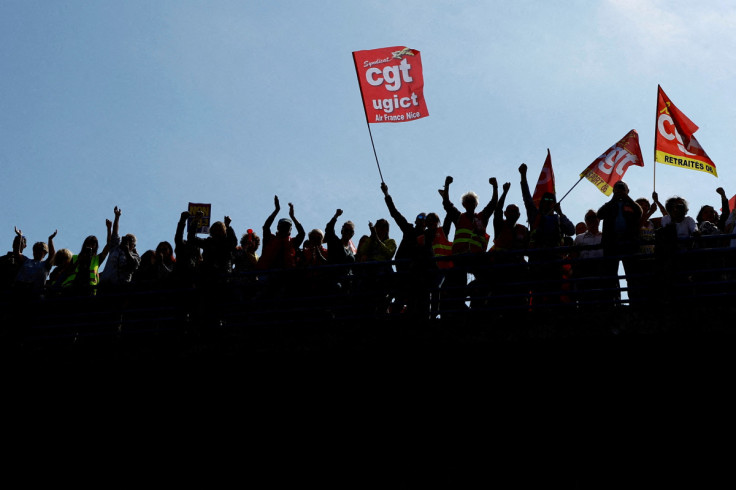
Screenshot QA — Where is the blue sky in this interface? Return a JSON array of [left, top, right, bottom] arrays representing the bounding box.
[[2, 0, 735, 255]]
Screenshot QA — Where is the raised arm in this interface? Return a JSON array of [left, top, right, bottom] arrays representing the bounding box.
[[441, 176, 461, 224], [111, 206, 121, 241], [13, 227, 23, 260], [519, 163, 537, 226], [442, 212, 453, 237], [479, 177, 499, 223], [175, 211, 189, 248], [652, 191, 667, 217], [441, 176, 453, 208], [381, 182, 410, 232], [224, 215, 237, 250], [717, 187, 730, 231], [98, 222, 111, 265], [263, 195, 281, 235], [289, 202, 306, 249], [47, 230, 57, 264], [494, 182, 511, 234], [326, 209, 342, 241], [106, 219, 112, 246]]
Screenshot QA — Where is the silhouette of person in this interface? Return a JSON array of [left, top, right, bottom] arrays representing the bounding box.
[[100, 206, 141, 290], [12, 228, 57, 298], [258, 196, 305, 271], [440, 175, 498, 315], [519, 163, 574, 307]]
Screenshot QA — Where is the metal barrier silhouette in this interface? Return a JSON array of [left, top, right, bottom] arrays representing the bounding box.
[[4, 233, 736, 348]]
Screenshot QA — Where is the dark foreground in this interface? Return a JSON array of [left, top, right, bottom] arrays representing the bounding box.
[[3, 289, 733, 487]]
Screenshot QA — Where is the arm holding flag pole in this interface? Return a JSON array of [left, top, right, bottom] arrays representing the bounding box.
[[519, 163, 537, 227], [652, 191, 667, 217]]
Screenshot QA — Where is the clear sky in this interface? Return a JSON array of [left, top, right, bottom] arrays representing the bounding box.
[[2, 0, 735, 255]]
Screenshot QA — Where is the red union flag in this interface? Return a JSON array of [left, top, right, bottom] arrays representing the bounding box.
[[532, 149, 555, 208], [352, 46, 428, 123], [655, 85, 716, 177], [580, 130, 644, 196]]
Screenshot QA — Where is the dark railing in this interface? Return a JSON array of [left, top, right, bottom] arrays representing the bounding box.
[[4, 233, 736, 352]]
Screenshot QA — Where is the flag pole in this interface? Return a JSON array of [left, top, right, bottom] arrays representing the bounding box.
[[352, 52, 385, 184], [557, 175, 584, 204], [653, 84, 659, 193]]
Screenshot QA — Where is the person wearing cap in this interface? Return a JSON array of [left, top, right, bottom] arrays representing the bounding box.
[[258, 195, 305, 270], [380, 182, 427, 272], [380, 181, 435, 315]]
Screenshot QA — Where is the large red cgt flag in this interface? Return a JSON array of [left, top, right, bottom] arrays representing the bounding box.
[[352, 46, 428, 123], [655, 85, 716, 177], [532, 149, 555, 208], [580, 130, 644, 196]]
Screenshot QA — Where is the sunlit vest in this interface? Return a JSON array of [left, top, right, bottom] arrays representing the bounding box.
[[451, 213, 489, 255], [62, 255, 101, 288], [418, 228, 454, 269]]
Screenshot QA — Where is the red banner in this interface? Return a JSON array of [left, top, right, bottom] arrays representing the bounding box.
[[580, 130, 644, 196], [532, 149, 555, 208], [655, 85, 716, 177], [352, 46, 428, 123]]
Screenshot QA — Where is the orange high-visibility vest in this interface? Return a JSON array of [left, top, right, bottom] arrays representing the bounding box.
[[419, 228, 454, 268], [451, 213, 489, 255]]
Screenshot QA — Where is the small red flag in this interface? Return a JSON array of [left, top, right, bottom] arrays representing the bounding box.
[[532, 149, 555, 208], [352, 46, 428, 123], [580, 130, 644, 196]]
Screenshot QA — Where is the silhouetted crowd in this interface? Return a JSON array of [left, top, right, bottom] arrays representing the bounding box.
[[3, 165, 736, 321]]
